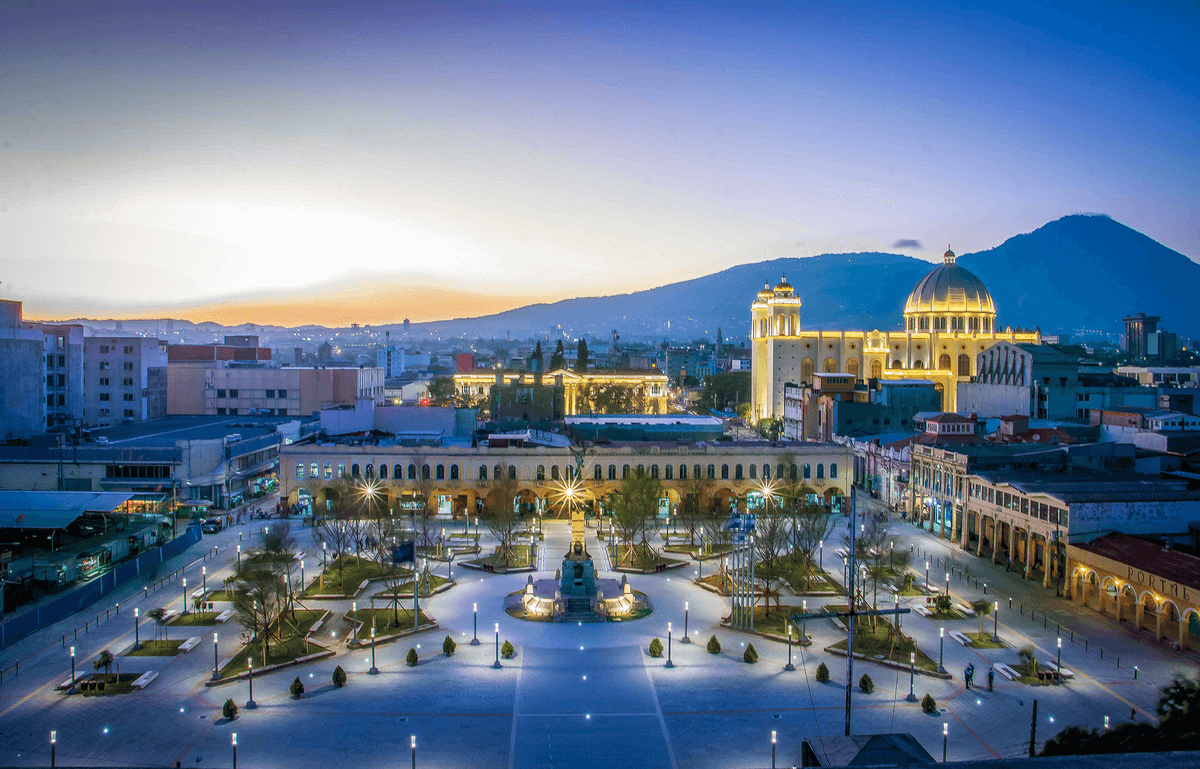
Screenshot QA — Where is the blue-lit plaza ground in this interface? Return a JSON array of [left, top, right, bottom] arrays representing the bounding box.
[[0, 506, 1190, 769]]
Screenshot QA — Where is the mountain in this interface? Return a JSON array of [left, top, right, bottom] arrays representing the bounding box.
[[404, 214, 1199, 341]]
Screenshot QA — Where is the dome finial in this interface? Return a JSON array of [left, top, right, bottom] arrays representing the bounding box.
[[944, 245, 956, 264]]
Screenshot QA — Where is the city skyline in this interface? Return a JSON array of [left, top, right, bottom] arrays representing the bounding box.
[[2, 1, 1198, 326]]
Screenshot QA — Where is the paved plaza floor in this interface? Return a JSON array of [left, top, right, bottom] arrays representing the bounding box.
[[0, 510, 1194, 768]]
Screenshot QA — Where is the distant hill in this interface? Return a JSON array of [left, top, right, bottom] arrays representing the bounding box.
[[403, 214, 1199, 340]]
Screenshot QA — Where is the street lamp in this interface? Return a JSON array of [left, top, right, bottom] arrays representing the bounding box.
[[493, 622, 502, 669], [937, 627, 945, 673], [471, 603, 480, 645], [182, 577, 189, 614], [1056, 636, 1062, 675], [682, 601, 690, 643], [352, 601, 358, 644], [237, 545, 241, 570], [133, 607, 141, 651], [300, 559, 305, 590], [202, 566, 207, 594], [819, 539, 824, 572], [771, 730, 777, 769], [666, 622, 674, 668], [907, 651, 917, 701], [231, 733, 237, 769], [925, 560, 930, 587], [50, 731, 56, 768], [944, 571, 950, 596], [785, 623, 795, 672], [369, 627, 378, 674], [992, 601, 999, 642], [212, 632, 220, 680], [410, 734, 417, 769], [245, 657, 256, 709], [69, 646, 76, 693], [942, 722, 948, 763]]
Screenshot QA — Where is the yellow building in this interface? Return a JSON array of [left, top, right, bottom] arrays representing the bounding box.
[[751, 249, 1040, 418], [453, 369, 670, 415]]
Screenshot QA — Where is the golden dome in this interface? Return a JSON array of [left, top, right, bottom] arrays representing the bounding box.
[[756, 282, 775, 301], [773, 275, 794, 296], [903, 247, 995, 316]]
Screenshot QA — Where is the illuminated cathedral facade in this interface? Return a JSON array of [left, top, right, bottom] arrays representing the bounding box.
[[750, 248, 1040, 419]]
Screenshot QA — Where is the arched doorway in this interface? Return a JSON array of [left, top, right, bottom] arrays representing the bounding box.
[[823, 357, 837, 373], [870, 359, 883, 379], [847, 358, 860, 379], [800, 358, 814, 384]]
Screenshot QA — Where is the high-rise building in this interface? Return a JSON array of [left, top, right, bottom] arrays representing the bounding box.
[[83, 337, 169, 427], [1122, 313, 1161, 358]]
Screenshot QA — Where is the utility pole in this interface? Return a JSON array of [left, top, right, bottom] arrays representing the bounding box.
[[1029, 699, 1039, 758]]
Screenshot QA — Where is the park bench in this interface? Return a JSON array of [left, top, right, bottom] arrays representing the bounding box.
[[179, 636, 202, 652], [191, 588, 206, 599], [131, 671, 158, 690], [1042, 663, 1075, 680], [994, 663, 1019, 681], [956, 603, 974, 615], [309, 618, 324, 634], [912, 606, 932, 618], [215, 609, 235, 622], [56, 671, 88, 690], [161, 610, 178, 624], [948, 630, 972, 646], [830, 616, 848, 632]]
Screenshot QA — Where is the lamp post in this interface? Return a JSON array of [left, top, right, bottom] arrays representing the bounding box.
[[819, 539, 824, 572], [322, 541, 327, 572], [682, 601, 690, 643], [785, 624, 795, 672], [471, 603, 480, 645], [925, 560, 930, 587], [69, 646, 76, 693], [245, 657, 256, 709], [50, 731, 56, 768], [942, 722, 948, 763], [907, 651, 917, 701], [369, 627, 378, 674], [992, 601, 1000, 642], [182, 577, 189, 614], [1056, 636, 1062, 675], [133, 607, 141, 651], [937, 627, 945, 673], [666, 622, 674, 668], [493, 623, 502, 669], [300, 559, 305, 591], [237, 545, 241, 571], [352, 601, 358, 644], [410, 734, 416, 769], [212, 632, 220, 680], [944, 571, 950, 596], [202, 566, 207, 594]]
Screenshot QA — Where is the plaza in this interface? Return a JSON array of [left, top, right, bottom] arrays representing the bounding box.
[[0, 498, 1193, 769]]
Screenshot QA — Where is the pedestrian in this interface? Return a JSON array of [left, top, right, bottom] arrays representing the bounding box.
[[987, 667, 995, 692], [964, 666, 971, 689]]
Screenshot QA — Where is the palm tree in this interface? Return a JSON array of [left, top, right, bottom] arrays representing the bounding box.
[[972, 599, 993, 635], [92, 649, 115, 682], [145, 607, 168, 642]]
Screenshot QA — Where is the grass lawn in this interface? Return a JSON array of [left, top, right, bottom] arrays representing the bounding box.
[[304, 556, 406, 596], [78, 673, 140, 696], [169, 611, 222, 626], [775, 562, 842, 594], [343, 607, 434, 637], [965, 632, 1007, 649], [205, 590, 245, 602], [823, 604, 937, 672], [466, 546, 533, 571], [218, 609, 326, 677], [896, 585, 928, 596], [929, 609, 967, 621], [125, 640, 186, 657], [372, 573, 450, 598], [607, 544, 683, 572], [734, 605, 815, 640]]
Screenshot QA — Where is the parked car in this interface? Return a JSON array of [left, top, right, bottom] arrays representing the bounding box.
[[201, 516, 225, 534]]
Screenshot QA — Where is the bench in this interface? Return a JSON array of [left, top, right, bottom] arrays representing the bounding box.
[[309, 619, 324, 634], [913, 606, 932, 618], [57, 671, 88, 690], [830, 617, 848, 632], [192, 588, 206, 599], [1043, 663, 1075, 680], [131, 671, 158, 690], [956, 603, 974, 615], [179, 636, 202, 652], [215, 609, 235, 622], [994, 663, 1019, 681], [948, 630, 972, 646]]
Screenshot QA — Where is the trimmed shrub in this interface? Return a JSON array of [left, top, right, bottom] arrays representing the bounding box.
[[859, 673, 874, 694], [815, 662, 830, 683], [934, 594, 953, 614], [443, 635, 457, 656], [222, 699, 238, 720], [921, 693, 938, 714], [706, 635, 722, 654], [743, 643, 759, 664], [648, 638, 664, 658], [501, 640, 515, 659], [406, 647, 419, 667], [289, 676, 304, 698], [332, 665, 347, 688]]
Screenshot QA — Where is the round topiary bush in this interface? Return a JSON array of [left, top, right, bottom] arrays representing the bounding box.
[[289, 676, 305, 698], [921, 693, 938, 714], [743, 643, 759, 664], [406, 647, 419, 667], [648, 638, 664, 658], [332, 665, 347, 688], [501, 640, 515, 659], [706, 635, 722, 654], [443, 635, 457, 656], [859, 673, 874, 694], [222, 698, 238, 720], [815, 662, 830, 683]]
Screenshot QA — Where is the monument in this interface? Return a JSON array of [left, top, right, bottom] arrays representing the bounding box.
[[558, 477, 597, 600]]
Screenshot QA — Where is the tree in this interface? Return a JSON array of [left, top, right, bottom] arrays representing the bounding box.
[[743, 643, 759, 664], [697, 371, 750, 411], [649, 638, 664, 658], [427, 377, 455, 405], [223, 699, 239, 720], [332, 665, 347, 688], [706, 635, 721, 654], [406, 647, 419, 667], [289, 676, 304, 698], [677, 471, 713, 547], [859, 673, 874, 694], [607, 469, 662, 566], [146, 607, 168, 642], [1157, 672, 1200, 736], [442, 635, 457, 656], [92, 649, 114, 681], [481, 472, 522, 566], [785, 483, 831, 593], [578, 382, 644, 414], [529, 341, 543, 372], [815, 662, 830, 683], [576, 339, 590, 372], [971, 599, 993, 635], [501, 640, 515, 659], [921, 694, 937, 714], [549, 340, 565, 370], [231, 563, 288, 663]]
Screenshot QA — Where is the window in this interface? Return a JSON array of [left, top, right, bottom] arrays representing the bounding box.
[[99, 408, 110, 417], [99, 393, 110, 401], [122, 377, 133, 386], [803, 463, 811, 479], [311, 463, 319, 479], [650, 464, 659, 479], [228, 389, 238, 397], [325, 462, 333, 480], [678, 464, 687, 480], [278, 389, 288, 399], [409, 464, 418, 480], [57, 394, 65, 406], [379, 464, 388, 479], [494, 465, 502, 481], [664, 464, 672, 480], [721, 464, 730, 480], [337, 462, 346, 477], [436, 464, 445, 480], [392, 464, 401, 479], [99, 377, 109, 386], [694, 464, 702, 480], [99, 345, 110, 354], [123, 393, 134, 401], [266, 389, 275, 398], [551, 465, 560, 481], [707, 464, 716, 479], [46, 374, 54, 387], [217, 389, 226, 398], [608, 464, 617, 480], [479, 464, 488, 480], [123, 361, 134, 371], [508, 465, 516, 480], [278, 408, 287, 416], [790, 464, 798, 479], [351, 463, 360, 477], [622, 464, 630, 480], [830, 463, 838, 479], [537, 465, 546, 481], [123, 409, 135, 418], [46, 394, 53, 407], [422, 464, 431, 480], [593, 464, 602, 480], [450, 464, 459, 480], [748, 464, 756, 480], [99, 361, 110, 370], [216, 407, 226, 415]]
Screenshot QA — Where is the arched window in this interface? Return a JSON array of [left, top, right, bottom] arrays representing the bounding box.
[[847, 358, 860, 379], [651, 464, 659, 479], [351, 463, 360, 477], [721, 464, 730, 480], [326, 463, 334, 480], [695, 464, 703, 480], [435, 464, 445, 480], [870, 360, 883, 379], [479, 464, 488, 480], [378, 464, 388, 480], [891, 359, 904, 370], [816, 464, 825, 479], [912, 360, 924, 370], [422, 464, 431, 480], [392, 464, 401, 480], [679, 464, 687, 480], [824, 357, 837, 373], [594, 464, 603, 480], [939, 353, 952, 370], [507, 465, 516, 480], [762, 463, 771, 480], [664, 464, 673, 480], [551, 465, 560, 481], [408, 464, 417, 480], [365, 464, 374, 479], [450, 464, 459, 481], [608, 464, 617, 480], [537, 465, 546, 481], [493, 465, 502, 481], [735, 464, 744, 480], [622, 464, 630, 480], [801, 358, 814, 384], [748, 464, 756, 480], [830, 463, 838, 479], [958, 354, 971, 377], [776, 463, 785, 480], [803, 463, 811, 479], [790, 463, 798, 480], [707, 464, 716, 480]]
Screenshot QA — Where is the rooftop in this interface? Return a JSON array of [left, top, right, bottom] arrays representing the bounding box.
[[973, 472, 1197, 503], [89, 415, 307, 447], [565, 415, 722, 426], [0, 491, 135, 530], [1072, 532, 1200, 592]]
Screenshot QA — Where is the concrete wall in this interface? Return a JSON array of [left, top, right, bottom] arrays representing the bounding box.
[[0, 338, 45, 440], [1070, 499, 1200, 541], [956, 382, 1029, 418]]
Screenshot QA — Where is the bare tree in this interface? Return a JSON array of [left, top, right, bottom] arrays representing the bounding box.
[[480, 472, 522, 566], [677, 471, 713, 547], [231, 566, 287, 662], [608, 469, 661, 566]]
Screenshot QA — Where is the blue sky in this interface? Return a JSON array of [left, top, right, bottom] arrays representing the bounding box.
[[1, 1, 1196, 324]]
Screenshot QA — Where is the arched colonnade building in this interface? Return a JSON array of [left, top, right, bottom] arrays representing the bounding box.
[[279, 440, 853, 519], [751, 249, 1040, 419]]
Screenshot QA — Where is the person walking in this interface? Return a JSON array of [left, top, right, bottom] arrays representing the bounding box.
[[987, 667, 995, 692]]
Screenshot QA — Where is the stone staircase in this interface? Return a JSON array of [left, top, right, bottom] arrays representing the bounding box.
[[557, 597, 604, 623]]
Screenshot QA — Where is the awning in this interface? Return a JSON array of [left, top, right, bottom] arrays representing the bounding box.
[[0, 491, 136, 530]]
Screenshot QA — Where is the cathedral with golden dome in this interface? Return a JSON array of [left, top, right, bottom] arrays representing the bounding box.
[[750, 248, 1040, 419]]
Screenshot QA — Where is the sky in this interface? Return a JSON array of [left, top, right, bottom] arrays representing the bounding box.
[[1, 1, 1197, 326]]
